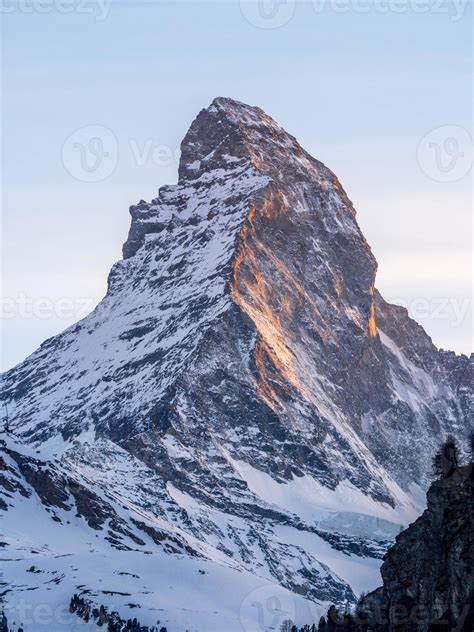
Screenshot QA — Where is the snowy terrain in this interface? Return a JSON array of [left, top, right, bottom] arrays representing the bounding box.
[[1, 438, 413, 631], [1, 97, 471, 631]]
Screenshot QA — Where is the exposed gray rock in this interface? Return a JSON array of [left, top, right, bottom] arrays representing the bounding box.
[[1, 97, 472, 615], [358, 466, 473, 631]]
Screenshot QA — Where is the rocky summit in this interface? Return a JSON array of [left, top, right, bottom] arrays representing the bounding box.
[[1, 98, 472, 631]]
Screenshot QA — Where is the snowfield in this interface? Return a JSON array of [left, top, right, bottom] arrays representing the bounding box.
[[1, 97, 471, 631]]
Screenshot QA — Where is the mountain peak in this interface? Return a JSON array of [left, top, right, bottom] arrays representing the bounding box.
[[207, 96, 285, 135], [178, 97, 325, 185], [2, 101, 471, 628], [209, 95, 266, 116], [178, 96, 275, 181]]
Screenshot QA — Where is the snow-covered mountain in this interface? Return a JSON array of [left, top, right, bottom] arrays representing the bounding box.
[[1, 97, 471, 631]]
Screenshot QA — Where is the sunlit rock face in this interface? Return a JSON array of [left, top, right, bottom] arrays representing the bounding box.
[[1, 98, 472, 618]]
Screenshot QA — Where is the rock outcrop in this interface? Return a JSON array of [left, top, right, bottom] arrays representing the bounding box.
[[358, 465, 473, 632]]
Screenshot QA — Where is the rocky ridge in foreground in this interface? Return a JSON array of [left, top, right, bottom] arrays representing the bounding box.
[[357, 465, 473, 631]]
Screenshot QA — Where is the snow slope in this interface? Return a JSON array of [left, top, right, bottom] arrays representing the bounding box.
[[1, 97, 472, 631]]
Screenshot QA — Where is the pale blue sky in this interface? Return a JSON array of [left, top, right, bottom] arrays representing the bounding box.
[[1, 1, 472, 371]]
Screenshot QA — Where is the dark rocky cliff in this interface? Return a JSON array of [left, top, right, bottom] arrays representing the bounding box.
[[358, 465, 473, 632]]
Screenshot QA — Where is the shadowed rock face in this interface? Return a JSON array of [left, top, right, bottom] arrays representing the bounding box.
[[358, 466, 473, 632], [3, 97, 470, 491], [1, 98, 472, 608]]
